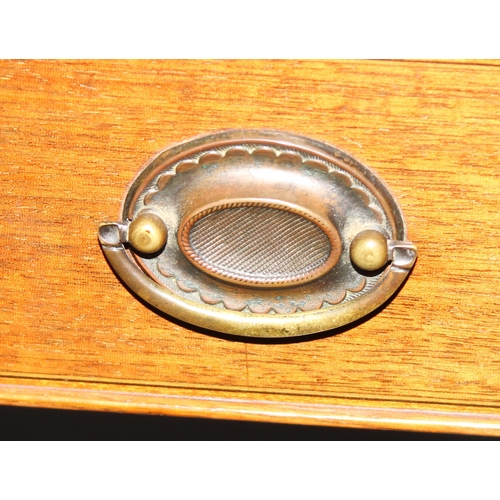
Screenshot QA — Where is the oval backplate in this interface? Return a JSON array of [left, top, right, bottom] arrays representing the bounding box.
[[98, 130, 417, 338]]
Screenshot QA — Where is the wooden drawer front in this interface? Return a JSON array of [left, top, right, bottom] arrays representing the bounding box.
[[1, 60, 500, 435]]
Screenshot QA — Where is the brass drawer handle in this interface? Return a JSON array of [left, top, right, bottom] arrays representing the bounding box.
[[98, 130, 417, 338]]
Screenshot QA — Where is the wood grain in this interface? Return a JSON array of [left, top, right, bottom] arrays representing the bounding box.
[[1, 60, 500, 435]]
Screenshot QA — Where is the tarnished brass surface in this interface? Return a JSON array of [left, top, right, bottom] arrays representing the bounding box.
[[98, 130, 417, 338]]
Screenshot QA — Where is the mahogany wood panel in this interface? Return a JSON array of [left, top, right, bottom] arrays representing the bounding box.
[[1, 60, 500, 435]]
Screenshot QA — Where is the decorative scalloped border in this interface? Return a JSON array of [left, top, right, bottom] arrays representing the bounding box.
[[143, 146, 384, 223], [158, 272, 367, 314]]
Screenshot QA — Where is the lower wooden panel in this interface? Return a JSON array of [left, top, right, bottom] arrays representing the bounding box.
[[1, 376, 500, 436], [1, 59, 500, 435]]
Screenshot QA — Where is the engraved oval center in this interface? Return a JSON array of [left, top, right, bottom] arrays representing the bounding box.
[[179, 201, 341, 287]]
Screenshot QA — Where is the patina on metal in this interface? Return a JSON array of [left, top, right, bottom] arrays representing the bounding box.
[[98, 130, 417, 338]]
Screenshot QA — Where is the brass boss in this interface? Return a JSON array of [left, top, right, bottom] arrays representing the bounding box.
[[129, 212, 167, 254], [350, 229, 388, 271]]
